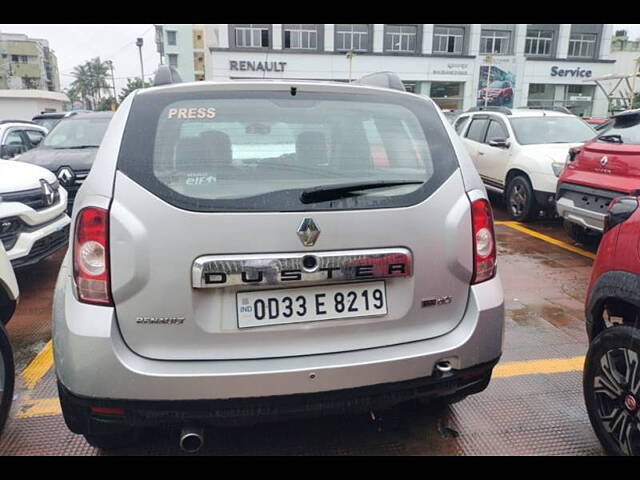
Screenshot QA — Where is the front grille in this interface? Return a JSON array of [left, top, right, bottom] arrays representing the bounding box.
[[0, 217, 22, 251], [29, 226, 69, 258], [1, 180, 60, 211]]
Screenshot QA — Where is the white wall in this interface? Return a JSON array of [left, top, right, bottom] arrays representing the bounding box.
[[0, 98, 65, 121]]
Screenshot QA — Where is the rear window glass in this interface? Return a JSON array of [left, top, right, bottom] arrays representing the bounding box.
[[43, 117, 111, 149], [598, 113, 640, 145], [466, 118, 488, 142], [117, 88, 458, 212]]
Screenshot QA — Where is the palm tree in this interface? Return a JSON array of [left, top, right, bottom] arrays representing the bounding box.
[[87, 57, 110, 104], [70, 58, 111, 110], [70, 63, 93, 109]]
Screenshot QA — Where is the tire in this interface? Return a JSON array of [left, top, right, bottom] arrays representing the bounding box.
[[0, 322, 15, 436], [84, 429, 142, 451], [505, 175, 538, 222], [584, 325, 640, 456]]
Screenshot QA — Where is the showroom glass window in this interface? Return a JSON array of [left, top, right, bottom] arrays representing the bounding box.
[[480, 30, 510, 55], [568, 33, 597, 58], [433, 26, 464, 54], [525, 30, 553, 56], [234, 24, 270, 48], [283, 24, 318, 50], [167, 31, 177, 46], [335, 24, 369, 52], [430, 82, 464, 110], [385, 25, 418, 53]]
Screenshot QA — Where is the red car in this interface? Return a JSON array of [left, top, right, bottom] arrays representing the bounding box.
[[477, 81, 513, 106], [556, 109, 640, 243], [583, 193, 640, 455]]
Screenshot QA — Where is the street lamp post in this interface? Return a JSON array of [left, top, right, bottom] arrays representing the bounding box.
[[484, 55, 493, 109], [136, 37, 144, 85]]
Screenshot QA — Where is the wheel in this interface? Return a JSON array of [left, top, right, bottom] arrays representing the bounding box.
[[584, 325, 640, 456], [84, 429, 142, 450], [505, 175, 537, 222], [563, 220, 601, 245], [0, 322, 15, 435]]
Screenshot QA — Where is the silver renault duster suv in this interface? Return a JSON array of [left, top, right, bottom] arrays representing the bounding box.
[[52, 70, 504, 451]]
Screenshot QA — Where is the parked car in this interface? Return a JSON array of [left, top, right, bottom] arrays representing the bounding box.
[[53, 69, 504, 451], [454, 107, 596, 221], [0, 242, 18, 435], [583, 193, 640, 455], [556, 109, 640, 243], [477, 81, 513, 106], [0, 121, 48, 160], [31, 111, 90, 132], [16, 112, 113, 214], [0, 159, 70, 269]]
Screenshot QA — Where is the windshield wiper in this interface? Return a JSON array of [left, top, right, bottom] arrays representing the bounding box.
[[597, 134, 623, 144], [51, 145, 99, 149], [300, 180, 424, 204]]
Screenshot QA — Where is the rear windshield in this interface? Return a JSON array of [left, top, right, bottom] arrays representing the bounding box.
[[510, 116, 595, 145], [598, 113, 640, 144], [117, 88, 458, 212]]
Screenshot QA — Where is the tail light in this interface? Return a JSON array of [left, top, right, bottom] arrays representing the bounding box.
[[73, 207, 113, 306], [470, 198, 497, 284], [604, 196, 638, 233]]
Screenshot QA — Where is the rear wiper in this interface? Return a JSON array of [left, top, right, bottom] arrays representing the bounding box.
[[597, 134, 623, 144], [300, 180, 424, 204]]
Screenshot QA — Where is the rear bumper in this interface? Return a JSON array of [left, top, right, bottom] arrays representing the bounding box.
[[555, 182, 622, 232], [53, 259, 504, 404]]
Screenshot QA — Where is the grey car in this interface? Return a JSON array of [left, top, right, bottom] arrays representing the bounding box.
[[52, 70, 504, 451], [17, 112, 113, 214]]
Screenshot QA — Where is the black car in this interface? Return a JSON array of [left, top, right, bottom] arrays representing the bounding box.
[[31, 111, 91, 132], [18, 112, 113, 213]]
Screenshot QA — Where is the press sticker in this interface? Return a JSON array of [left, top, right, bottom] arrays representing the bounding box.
[[167, 107, 216, 120]]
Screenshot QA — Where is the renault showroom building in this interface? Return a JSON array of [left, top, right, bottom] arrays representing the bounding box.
[[203, 24, 617, 117]]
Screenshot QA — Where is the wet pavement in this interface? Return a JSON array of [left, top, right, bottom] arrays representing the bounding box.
[[0, 199, 605, 456]]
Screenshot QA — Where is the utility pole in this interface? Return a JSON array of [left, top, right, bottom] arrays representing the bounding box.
[[106, 60, 117, 110], [346, 51, 355, 83], [136, 37, 145, 85], [484, 55, 493, 109]]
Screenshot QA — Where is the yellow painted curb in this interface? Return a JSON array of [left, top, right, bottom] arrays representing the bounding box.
[[493, 355, 585, 378], [21, 340, 53, 390], [17, 396, 61, 419]]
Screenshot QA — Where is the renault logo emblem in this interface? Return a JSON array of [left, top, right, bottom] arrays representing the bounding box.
[[297, 218, 320, 247], [600, 156, 608, 167], [57, 166, 75, 187], [40, 179, 55, 207]]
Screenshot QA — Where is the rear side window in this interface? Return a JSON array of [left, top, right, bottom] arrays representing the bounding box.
[[466, 118, 488, 143], [118, 88, 458, 212]]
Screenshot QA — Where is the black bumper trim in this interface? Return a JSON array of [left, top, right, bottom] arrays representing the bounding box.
[[58, 357, 499, 432], [11, 225, 70, 269]]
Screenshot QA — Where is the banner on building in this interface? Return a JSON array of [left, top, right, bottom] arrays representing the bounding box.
[[477, 56, 517, 108]]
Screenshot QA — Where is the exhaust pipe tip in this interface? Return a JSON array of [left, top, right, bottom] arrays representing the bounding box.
[[179, 426, 204, 453]]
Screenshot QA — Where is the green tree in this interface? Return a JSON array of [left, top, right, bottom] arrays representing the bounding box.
[[70, 57, 111, 110], [96, 96, 117, 112], [118, 78, 151, 103]]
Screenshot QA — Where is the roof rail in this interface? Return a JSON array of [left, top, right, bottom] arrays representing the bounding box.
[[465, 106, 512, 115], [517, 105, 573, 114], [0, 119, 37, 125], [354, 72, 406, 92], [154, 64, 182, 87]]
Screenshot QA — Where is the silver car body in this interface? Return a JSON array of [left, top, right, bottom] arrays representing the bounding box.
[[53, 81, 503, 404]]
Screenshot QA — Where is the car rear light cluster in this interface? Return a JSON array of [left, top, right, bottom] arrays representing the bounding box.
[[604, 196, 639, 233], [73, 207, 113, 306], [470, 198, 497, 284]]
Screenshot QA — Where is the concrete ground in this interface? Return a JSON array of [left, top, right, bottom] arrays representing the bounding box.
[[0, 196, 605, 455]]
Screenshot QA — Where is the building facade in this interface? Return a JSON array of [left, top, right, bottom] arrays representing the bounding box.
[[204, 24, 616, 117], [0, 32, 61, 92], [159, 24, 206, 81]]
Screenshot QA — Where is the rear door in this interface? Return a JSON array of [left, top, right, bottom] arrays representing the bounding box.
[[109, 85, 475, 361], [476, 117, 511, 187], [462, 115, 489, 173]]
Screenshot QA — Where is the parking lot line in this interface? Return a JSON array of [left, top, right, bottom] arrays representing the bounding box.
[[21, 339, 53, 389], [495, 221, 596, 260], [17, 395, 61, 419]]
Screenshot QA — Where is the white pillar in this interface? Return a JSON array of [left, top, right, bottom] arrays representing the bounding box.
[[324, 24, 334, 52], [218, 24, 229, 49], [469, 24, 481, 56], [599, 24, 613, 60], [272, 24, 282, 50], [422, 24, 433, 54], [557, 24, 571, 59], [373, 24, 384, 53]]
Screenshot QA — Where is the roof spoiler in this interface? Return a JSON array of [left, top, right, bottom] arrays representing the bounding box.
[[354, 72, 406, 92], [154, 64, 182, 87]]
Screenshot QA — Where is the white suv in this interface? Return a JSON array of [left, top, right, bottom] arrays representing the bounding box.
[[454, 107, 596, 221], [0, 120, 48, 160], [0, 160, 70, 269]]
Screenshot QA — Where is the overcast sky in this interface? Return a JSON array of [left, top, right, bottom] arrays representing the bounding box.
[[1, 24, 639, 96]]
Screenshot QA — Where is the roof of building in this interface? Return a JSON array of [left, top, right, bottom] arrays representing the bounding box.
[[0, 89, 69, 102]]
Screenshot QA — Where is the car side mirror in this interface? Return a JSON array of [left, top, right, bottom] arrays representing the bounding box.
[[0, 144, 23, 159], [488, 138, 510, 149]]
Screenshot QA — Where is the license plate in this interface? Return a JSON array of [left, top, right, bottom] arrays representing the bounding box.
[[237, 281, 387, 329]]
